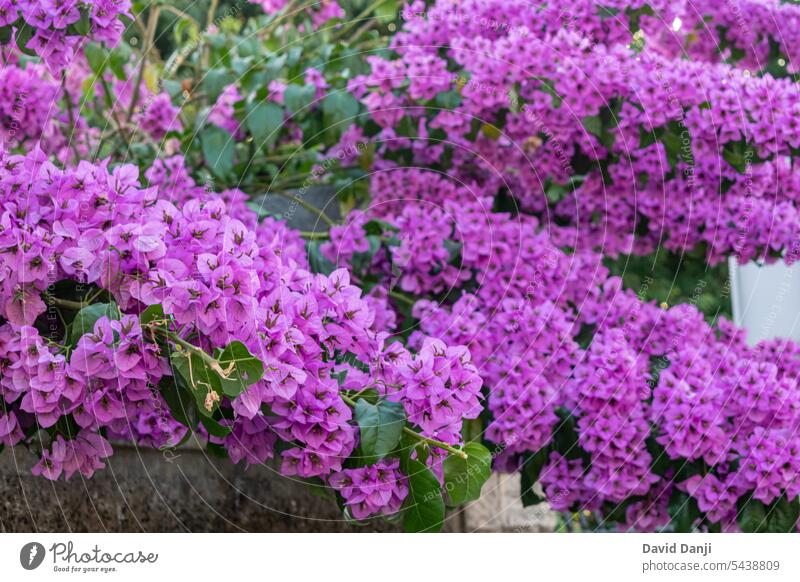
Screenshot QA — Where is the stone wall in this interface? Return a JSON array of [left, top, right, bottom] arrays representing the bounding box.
[[1, 446, 556, 532], [0, 445, 406, 532]]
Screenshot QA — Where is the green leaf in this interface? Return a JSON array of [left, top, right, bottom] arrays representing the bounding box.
[[480, 123, 502, 140], [461, 417, 483, 443], [553, 407, 583, 460], [83, 42, 108, 75], [14, 23, 35, 56], [108, 44, 132, 80], [661, 121, 690, 168], [214, 340, 264, 397], [765, 495, 799, 532], [206, 441, 228, 458], [374, 0, 399, 23], [669, 490, 700, 533], [443, 442, 492, 506], [520, 447, 548, 507], [139, 304, 165, 326], [201, 126, 235, 178], [67, 6, 92, 36], [401, 458, 445, 533], [157, 376, 195, 428], [322, 91, 359, 126], [545, 182, 568, 204], [199, 414, 231, 438], [353, 399, 406, 463], [202, 69, 234, 101], [169, 350, 223, 416], [68, 302, 119, 346], [582, 114, 603, 138], [284, 84, 316, 114], [434, 90, 462, 109], [307, 240, 336, 275], [645, 436, 671, 476], [0, 25, 12, 45], [246, 101, 284, 147], [737, 496, 768, 533], [723, 144, 748, 174]]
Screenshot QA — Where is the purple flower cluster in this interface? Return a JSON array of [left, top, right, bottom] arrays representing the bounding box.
[[208, 85, 242, 137], [31, 432, 112, 480], [0, 0, 131, 71], [570, 330, 659, 502], [539, 453, 593, 512], [317, 156, 800, 529], [329, 458, 408, 520], [0, 146, 484, 527], [135, 93, 183, 141], [248, 0, 344, 28], [385, 338, 482, 445], [350, 0, 800, 264], [0, 62, 58, 148]]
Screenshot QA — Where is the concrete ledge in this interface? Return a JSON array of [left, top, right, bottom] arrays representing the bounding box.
[[1, 446, 554, 532], [0, 445, 411, 532]]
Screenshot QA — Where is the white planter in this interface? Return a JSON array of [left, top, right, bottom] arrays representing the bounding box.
[[729, 257, 800, 345]]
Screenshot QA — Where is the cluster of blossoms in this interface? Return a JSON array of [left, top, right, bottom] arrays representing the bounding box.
[[408, 0, 800, 72], [161, 0, 800, 532], [0, 0, 131, 71], [0, 60, 99, 162], [349, 0, 800, 264], [0, 146, 486, 523], [317, 151, 800, 529], [563, 0, 800, 72], [379, 337, 483, 446], [208, 85, 243, 137], [0, 62, 58, 148], [569, 329, 658, 503], [135, 93, 183, 142], [248, 0, 344, 29], [329, 458, 408, 520]]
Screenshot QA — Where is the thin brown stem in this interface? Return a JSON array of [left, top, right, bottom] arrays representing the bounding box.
[[126, 6, 161, 124]]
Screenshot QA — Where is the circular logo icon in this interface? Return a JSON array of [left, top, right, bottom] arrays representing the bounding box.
[[20, 542, 46, 570]]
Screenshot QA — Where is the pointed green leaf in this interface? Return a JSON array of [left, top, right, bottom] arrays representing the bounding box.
[[669, 490, 700, 533], [374, 0, 399, 22], [520, 447, 548, 507], [139, 303, 165, 325], [738, 496, 768, 533], [199, 414, 231, 438], [201, 126, 235, 178], [215, 340, 264, 397], [766, 495, 800, 532], [83, 42, 108, 75], [354, 398, 406, 463], [67, 6, 92, 36], [157, 376, 195, 429], [246, 100, 284, 147], [443, 442, 492, 506], [401, 458, 445, 533], [68, 302, 119, 346], [322, 91, 359, 125], [284, 84, 316, 114], [169, 349, 223, 416], [15, 23, 36, 56], [582, 114, 602, 138]]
